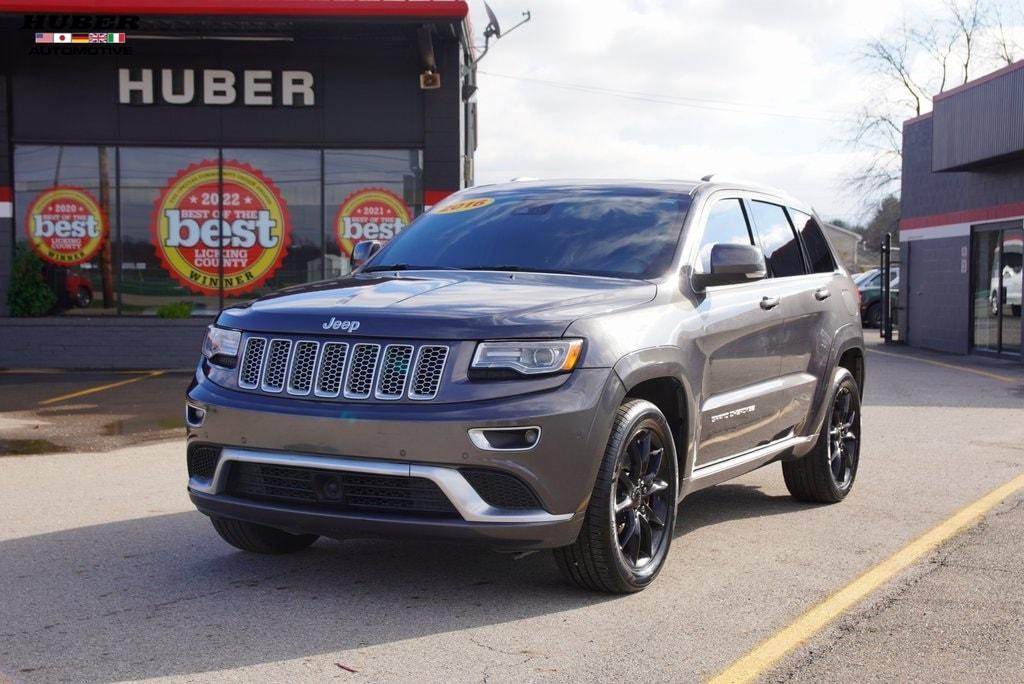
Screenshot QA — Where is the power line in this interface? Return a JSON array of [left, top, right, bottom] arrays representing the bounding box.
[[477, 70, 845, 123]]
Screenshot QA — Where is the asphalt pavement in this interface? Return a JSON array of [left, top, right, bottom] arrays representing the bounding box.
[[1, 338, 1023, 682]]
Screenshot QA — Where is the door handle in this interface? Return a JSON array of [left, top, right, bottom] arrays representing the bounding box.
[[760, 296, 780, 310], [814, 287, 831, 301]]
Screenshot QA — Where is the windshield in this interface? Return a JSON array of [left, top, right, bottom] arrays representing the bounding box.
[[364, 185, 692, 280]]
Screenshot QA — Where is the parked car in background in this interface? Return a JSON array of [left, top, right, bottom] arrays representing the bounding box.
[[66, 271, 94, 308], [857, 267, 898, 327], [990, 238, 1022, 317]]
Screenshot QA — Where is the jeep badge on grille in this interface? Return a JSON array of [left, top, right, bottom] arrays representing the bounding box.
[[322, 317, 361, 332]]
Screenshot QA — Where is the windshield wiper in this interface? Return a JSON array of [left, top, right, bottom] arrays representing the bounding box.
[[362, 264, 448, 273], [461, 265, 590, 276]]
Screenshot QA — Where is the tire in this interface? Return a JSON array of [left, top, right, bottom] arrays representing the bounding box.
[[75, 286, 92, 308], [865, 302, 882, 328], [554, 399, 678, 593], [783, 368, 861, 504], [210, 516, 318, 554], [990, 292, 1000, 316]]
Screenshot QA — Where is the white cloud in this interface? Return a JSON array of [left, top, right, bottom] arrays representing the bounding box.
[[467, 0, 1017, 222]]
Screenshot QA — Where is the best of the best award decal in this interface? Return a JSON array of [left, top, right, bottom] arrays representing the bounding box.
[[152, 160, 290, 295], [334, 188, 411, 258], [25, 186, 107, 266]]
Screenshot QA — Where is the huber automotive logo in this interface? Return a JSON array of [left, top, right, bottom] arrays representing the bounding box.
[[152, 160, 291, 296], [25, 186, 107, 266], [25, 14, 136, 55], [334, 189, 411, 259]]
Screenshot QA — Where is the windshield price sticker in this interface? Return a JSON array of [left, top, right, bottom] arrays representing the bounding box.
[[434, 198, 494, 215], [25, 186, 107, 266], [152, 160, 291, 295]]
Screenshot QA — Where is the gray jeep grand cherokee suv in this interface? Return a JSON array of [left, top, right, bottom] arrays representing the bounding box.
[[186, 179, 865, 593]]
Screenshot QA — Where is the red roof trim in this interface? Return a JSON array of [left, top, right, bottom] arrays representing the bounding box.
[[0, 187, 11, 202], [900, 202, 1024, 230], [424, 189, 455, 205], [933, 59, 1024, 102], [0, 0, 468, 18]]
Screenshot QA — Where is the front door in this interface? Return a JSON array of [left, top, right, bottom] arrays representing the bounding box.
[[690, 198, 787, 467], [972, 223, 1023, 356]]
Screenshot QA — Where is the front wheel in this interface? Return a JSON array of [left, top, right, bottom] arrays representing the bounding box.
[[554, 399, 678, 593], [783, 368, 861, 504]]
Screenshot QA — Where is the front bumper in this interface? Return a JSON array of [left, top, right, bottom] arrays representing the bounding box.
[[186, 365, 624, 549]]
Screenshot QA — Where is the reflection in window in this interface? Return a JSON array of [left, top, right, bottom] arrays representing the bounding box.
[[749, 201, 805, 278], [14, 145, 118, 314], [695, 199, 752, 274]]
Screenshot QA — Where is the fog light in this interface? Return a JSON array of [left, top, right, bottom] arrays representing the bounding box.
[[468, 426, 542, 451], [185, 402, 206, 428]]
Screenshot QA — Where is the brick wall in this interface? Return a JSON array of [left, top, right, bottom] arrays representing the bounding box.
[[0, 318, 211, 369]]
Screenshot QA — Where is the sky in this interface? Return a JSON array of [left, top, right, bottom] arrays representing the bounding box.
[[466, 0, 1023, 223]]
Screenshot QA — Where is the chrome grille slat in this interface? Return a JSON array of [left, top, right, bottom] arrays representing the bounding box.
[[314, 342, 349, 397], [286, 341, 319, 396], [344, 343, 381, 399], [238, 337, 267, 389], [260, 339, 292, 393], [409, 345, 449, 400], [236, 335, 447, 402], [375, 345, 414, 400]]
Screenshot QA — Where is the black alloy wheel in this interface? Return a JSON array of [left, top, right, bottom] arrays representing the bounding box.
[[613, 427, 672, 570]]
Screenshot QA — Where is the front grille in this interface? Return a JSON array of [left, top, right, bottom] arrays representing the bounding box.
[[187, 444, 221, 479], [461, 468, 542, 510], [237, 335, 450, 402], [226, 462, 459, 517]]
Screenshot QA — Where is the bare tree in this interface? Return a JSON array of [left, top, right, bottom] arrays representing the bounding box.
[[845, 0, 1004, 202], [993, 3, 1023, 65]]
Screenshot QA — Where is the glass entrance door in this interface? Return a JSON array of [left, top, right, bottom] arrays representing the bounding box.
[[972, 223, 1023, 356]]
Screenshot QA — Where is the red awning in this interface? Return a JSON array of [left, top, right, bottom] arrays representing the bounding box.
[[0, 0, 469, 18]]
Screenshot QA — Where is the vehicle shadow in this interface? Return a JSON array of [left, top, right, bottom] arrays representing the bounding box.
[[673, 482, 814, 537], [0, 482, 806, 681]]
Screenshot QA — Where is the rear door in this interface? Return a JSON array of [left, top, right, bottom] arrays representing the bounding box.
[[691, 197, 789, 467], [748, 202, 842, 432]]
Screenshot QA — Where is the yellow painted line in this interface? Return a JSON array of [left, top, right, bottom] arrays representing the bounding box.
[[709, 471, 1024, 684], [37, 370, 166, 406], [867, 347, 1020, 384]]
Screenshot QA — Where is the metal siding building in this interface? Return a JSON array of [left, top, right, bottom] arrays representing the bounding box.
[[899, 61, 1024, 360], [0, 0, 474, 368]]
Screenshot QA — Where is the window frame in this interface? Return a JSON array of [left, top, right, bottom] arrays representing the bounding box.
[[689, 196, 757, 278], [744, 198, 809, 279]]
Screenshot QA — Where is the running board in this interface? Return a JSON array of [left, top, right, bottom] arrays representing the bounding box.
[[685, 435, 815, 494]]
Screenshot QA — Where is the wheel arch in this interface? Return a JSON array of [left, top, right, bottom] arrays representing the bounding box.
[[613, 348, 697, 481]]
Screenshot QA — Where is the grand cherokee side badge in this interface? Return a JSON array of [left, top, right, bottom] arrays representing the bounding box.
[[322, 317, 361, 332]]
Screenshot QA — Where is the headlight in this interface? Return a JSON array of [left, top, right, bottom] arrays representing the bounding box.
[[202, 326, 241, 366], [471, 339, 583, 376]]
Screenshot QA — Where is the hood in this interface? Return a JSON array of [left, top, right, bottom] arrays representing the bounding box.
[[216, 271, 657, 340]]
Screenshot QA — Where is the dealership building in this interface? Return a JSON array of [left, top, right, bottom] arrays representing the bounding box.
[[899, 60, 1024, 360], [0, 0, 474, 368]]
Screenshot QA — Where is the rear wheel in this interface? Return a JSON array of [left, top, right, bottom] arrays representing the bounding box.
[[783, 368, 861, 504], [210, 516, 318, 554], [554, 399, 678, 593]]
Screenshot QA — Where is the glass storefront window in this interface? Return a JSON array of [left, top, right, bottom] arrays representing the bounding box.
[[972, 224, 1023, 355], [324, 150, 423, 278], [221, 149, 322, 309], [11, 145, 423, 316], [13, 144, 118, 314]]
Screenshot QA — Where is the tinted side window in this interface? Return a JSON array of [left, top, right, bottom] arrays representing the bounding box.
[[695, 199, 753, 273], [749, 201, 806, 278], [789, 208, 836, 273]]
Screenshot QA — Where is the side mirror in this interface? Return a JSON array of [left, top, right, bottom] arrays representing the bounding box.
[[691, 243, 767, 290], [351, 240, 382, 270]]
